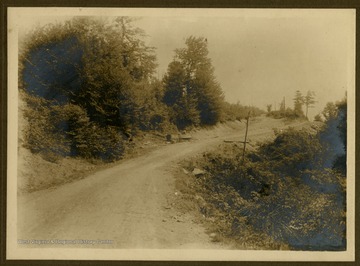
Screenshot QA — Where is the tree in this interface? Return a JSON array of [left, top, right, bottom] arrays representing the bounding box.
[[336, 97, 347, 150], [19, 17, 159, 160], [314, 113, 323, 122], [192, 66, 224, 125], [266, 104, 272, 113], [173, 36, 225, 126], [304, 91, 316, 119], [72, 17, 157, 131], [293, 90, 305, 117], [319, 97, 347, 175], [175, 36, 212, 80], [333, 97, 347, 174], [322, 102, 338, 121], [163, 61, 200, 129], [20, 17, 158, 132], [163, 61, 187, 106], [279, 97, 286, 113]]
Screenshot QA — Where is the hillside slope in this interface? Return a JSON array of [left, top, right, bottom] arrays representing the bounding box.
[[18, 116, 310, 249]]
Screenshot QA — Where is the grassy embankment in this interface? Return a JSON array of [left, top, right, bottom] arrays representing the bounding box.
[[175, 118, 346, 250]]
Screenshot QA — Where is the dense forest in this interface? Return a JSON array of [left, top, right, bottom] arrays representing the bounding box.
[[19, 17, 263, 162]]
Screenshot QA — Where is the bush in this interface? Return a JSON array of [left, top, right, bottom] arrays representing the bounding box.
[[187, 124, 346, 250], [267, 108, 305, 120], [258, 127, 323, 174], [22, 92, 126, 162], [23, 94, 72, 161], [74, 124, 125, 162]]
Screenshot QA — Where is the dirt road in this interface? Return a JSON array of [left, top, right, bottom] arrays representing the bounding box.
[[17, 116, 308, 249]]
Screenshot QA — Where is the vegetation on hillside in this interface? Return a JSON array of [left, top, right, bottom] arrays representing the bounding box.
[[19, 17, 261, 162], [182, 97, 347, 250]]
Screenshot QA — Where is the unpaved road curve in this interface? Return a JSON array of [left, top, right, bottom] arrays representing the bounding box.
[[18, 116, 308, 249]]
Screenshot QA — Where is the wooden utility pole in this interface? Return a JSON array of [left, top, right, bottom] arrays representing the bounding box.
[[242, 111, 251, 164]]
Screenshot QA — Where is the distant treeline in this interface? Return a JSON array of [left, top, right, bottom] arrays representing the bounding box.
[[19, 17, 263, 162], [266, 90, 316, 120], [222, 102, 264, 121]]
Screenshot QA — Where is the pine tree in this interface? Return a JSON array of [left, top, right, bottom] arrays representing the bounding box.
[[163, 60, 200, 129], [280, 97, 286, 113], [304, 91, 316, 119], [174, 36, 224, 125], [322, 102, 338, 121], [293, 90, 305, 117]]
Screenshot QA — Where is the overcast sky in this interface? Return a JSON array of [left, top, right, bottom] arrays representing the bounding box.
[[133, 11, 354, 118], [13, 8, 355, 119]]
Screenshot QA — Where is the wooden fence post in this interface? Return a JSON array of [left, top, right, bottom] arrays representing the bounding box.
[[242, 111, 251, 164]]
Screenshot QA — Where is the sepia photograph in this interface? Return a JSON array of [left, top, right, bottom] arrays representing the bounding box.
[[6, 7, 355, 261]]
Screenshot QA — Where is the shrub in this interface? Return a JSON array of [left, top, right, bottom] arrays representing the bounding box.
[[267, 108, 306, 120], [74, 124, 125, 162], [23, 94, 71, 161], [188, 124, 346, 250], [22, 92, 126, 162], [258, 127, 323, 174]]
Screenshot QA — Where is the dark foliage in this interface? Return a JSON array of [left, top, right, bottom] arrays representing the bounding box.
[[319, 98, 347, 174], [190, 109, 346, 250], [163, 61, 200, 129], [22, 93, 125, 162], [22, 36, 83, 104], [258, 127, 323, 174], [19, 17, 167, 161], [163, 36, 225, 129], [20, 19, 239, 160]]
